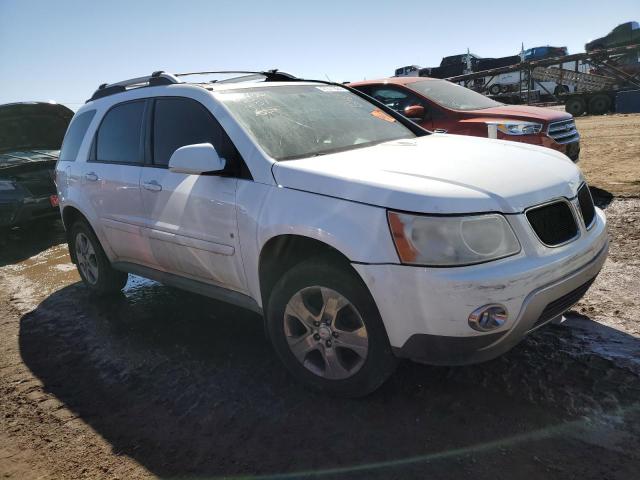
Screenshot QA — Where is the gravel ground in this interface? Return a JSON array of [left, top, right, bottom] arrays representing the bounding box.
[[1, 117, 639, 479]]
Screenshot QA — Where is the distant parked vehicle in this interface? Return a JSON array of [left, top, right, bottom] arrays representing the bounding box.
[[0, 102, 73, 230], [429, 53, 480, 79], [586, 21, 640, 51], [394, 65, 420, 77], [524, 46, 568, 61], [350, 76, 580, 161]]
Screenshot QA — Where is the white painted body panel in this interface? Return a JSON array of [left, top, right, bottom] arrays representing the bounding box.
[[139, 168, 247, 292], [273, 134, 582, 214], [56, 78, 608, 357]]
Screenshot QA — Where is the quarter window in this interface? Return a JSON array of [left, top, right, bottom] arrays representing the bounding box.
[[152, 97, 240, 168], [59, 110, 96, 161], [95, 101, 145, 163]]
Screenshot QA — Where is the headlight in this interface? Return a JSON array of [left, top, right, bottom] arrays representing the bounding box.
[[0, 180, 16, 191], [491, 121, 542, 135], [388, 211, 521, 266]]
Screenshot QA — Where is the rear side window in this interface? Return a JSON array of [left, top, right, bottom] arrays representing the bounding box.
[[59, 110, 96, 161], [95, 101, 145, 163], [152, 97, 240, 168]]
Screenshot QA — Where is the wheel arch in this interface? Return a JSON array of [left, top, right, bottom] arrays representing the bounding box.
[[61, 205, 110, 264], [258, 234, 356, 310]]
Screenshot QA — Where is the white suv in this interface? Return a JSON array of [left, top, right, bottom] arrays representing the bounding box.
[[56, 70, 608, 396]]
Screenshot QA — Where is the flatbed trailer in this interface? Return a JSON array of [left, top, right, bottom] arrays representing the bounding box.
[[442, 44, 640, 115]]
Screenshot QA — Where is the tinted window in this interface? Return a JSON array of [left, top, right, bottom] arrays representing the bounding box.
[[153, 97, 239, 167], [408, 79, 503, 110], [361, 86, 425, 114], [96, 101, 145, 163], [59, 110, 96, 161]]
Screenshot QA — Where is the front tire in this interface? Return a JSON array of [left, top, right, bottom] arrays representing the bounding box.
[[70, 219, 128, 296], [266, 259, 397, 397]]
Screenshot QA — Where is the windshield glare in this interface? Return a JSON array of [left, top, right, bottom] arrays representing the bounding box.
[[217, 85, 416, 160], [409, 79, 503, 111]]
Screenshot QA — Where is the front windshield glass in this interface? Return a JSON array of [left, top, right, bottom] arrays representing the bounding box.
[[408, 79, 504, 111], [216, 85, 416, 160]]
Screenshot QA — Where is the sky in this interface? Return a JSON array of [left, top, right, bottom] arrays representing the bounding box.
[[1, 0, 638, 110]]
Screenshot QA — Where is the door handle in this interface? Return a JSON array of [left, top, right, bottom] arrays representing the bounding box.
[[433, 129, 448, 134], [85, 172, 99, 182], [143, 180, 162, 192]]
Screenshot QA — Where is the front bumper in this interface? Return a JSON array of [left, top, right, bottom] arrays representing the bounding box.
[[393, 241, 607, 365], [353, 208, 608, 365], [503, 135, 580, 162]]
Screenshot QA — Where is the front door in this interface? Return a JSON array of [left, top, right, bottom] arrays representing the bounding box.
[[139, 96, 247, 293]]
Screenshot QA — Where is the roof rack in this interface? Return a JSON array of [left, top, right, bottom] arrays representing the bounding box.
[[174, 69, 298, 82], [87, 69, 300, 103], [88, 71, 180, 102]]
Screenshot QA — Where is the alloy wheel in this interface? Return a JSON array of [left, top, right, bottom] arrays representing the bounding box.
[[75, 232, 99, 285], [283, 286, 369, 380]]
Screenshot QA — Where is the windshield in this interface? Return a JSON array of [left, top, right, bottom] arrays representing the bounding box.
[[408, 79, 503, 111], [216, 85, 416, 160]]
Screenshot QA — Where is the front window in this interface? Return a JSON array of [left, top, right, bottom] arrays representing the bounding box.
[[408, 79, 504, 111], [216, 85, 416, 160]]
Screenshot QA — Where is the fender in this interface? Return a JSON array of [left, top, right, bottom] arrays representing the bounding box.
[[236, 181, 400, 305]]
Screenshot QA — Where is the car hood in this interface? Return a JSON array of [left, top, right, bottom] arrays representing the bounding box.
[[272, 134, 583, 214], [0, 102, 73, 156], [462, 104, 572, 123], [0, 150, 59, 172]]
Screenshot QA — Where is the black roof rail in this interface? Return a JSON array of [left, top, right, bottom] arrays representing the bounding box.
[[87, 71, 181, 102], [174, 69, 299, 82]]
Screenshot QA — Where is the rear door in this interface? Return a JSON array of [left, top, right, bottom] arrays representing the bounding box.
[[81, 99, 147, 262], [139, 96, 247, 292]]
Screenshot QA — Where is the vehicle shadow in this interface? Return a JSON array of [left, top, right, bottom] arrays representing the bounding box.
[[0, 219, 66, 267], [18, 279, 640, 479], [589, 185, 614, 209]]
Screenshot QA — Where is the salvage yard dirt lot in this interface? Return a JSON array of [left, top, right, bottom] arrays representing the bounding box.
[[1, 114, 639, 480], [576, 113, 640, 197]]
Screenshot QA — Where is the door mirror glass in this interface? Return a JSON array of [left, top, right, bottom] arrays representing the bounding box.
[[168, 143, 226, 175], [404, 105, 425, 121]]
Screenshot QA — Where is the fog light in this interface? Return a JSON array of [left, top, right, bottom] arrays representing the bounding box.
[[468, 304, 508, 332]]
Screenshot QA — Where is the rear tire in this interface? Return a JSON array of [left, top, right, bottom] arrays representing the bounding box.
[[266, 258, 397, 397], [70, 219, 128, 296], [565, 96, 587, 116], [588, 94, 611, 115]]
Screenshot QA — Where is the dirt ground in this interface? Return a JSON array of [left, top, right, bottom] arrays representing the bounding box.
[[576, 114, 640, 197], [1, 114, 639, 479]]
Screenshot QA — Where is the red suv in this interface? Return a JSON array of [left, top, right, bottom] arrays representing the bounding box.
[[350, 77, 580, 162]]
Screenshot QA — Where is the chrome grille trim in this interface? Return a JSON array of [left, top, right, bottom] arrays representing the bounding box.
[[547, 119, 580, 144]]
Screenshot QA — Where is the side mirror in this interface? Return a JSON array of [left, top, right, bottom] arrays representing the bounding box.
[[404, 105, 425, 121], [168, 143, 226, 175]]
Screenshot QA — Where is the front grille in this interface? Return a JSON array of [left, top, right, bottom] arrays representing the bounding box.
[[547, 119, 579, 144], [531, 277, 596, 329], [577, 184, 595, 228], [526, 200, 578, 246]]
